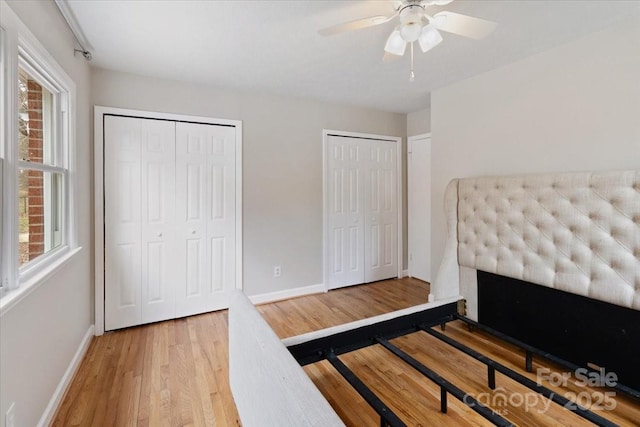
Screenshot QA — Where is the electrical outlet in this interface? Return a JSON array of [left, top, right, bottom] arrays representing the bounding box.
[[6, 402, 15, 427], [273, 265, 281, 277]]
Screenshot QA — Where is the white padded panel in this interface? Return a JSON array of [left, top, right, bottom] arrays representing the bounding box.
[[431, 179, 461, 301], [228, 291, 344, 427], [457, 170, 640, 310]]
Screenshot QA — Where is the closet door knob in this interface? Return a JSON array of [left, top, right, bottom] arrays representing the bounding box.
[[191, 230, 196, 235], [157, 232, 163, 237]]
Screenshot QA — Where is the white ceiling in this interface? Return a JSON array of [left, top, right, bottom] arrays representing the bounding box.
[[66, 0, 640, 114]]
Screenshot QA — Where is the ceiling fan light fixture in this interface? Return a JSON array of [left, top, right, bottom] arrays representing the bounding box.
[[384, 29, 407, 56], [418, 25, 443, 52], [400, 21, 422, 42], [398, 3, 423, 41]]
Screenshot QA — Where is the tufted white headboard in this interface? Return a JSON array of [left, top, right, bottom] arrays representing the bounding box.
[[431, 170, 640, 320]]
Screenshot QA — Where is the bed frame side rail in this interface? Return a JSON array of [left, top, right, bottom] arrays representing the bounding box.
[[228, 290, 345, 427]]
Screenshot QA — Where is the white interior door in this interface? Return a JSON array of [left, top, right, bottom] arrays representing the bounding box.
[[105, 116, 143, 330], [364, 140, 398, 282], [105, 117, 176, 330], [140, 119, 177, 324], [326, 135, 364, 289], [326, 133, 398, 290], [408, 134, 431, 282], [205, 124, 237, 311], [175, 122, 236, 317]]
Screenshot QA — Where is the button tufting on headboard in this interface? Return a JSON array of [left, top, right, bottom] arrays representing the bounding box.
[[456, 170, 640, 311]]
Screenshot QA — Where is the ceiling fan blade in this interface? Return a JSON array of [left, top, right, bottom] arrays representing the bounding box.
[[318, 15, 394, 36], [431, 11, 497, 40], [383, 51, 402, 62], [424, 0, 454, 5]]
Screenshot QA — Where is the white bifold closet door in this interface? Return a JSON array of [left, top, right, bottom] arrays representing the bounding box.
[[327, 135, 398, 290], [174, 122, 236, 318], [104, 116, 235, 331]]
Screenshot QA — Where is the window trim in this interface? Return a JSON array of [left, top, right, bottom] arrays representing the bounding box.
[[17, 60, 69, 274], [0, 0, 79, 312], [0, 26, 6, 297]]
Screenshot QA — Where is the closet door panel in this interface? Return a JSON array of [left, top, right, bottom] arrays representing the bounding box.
[[175, 125, 210, 316], [105, 116, 143, 330], [140, 119, 177, 324], [327, 136, 364, 289], [364, 141, 398, 283], [206, 126, 236, 309], [175, 122, 236, 316]]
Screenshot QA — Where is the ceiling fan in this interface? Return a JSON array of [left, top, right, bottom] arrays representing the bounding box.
[[318, 0, 497, 81]]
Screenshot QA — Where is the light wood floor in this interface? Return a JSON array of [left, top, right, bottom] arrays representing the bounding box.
[[53, 278, 640, 426]]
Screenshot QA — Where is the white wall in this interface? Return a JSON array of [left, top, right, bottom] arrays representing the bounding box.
[[407, 107, 430, 137], [0, 1, 93, 427], [430, 19, 640, 277], [92, 69, 407, 295]]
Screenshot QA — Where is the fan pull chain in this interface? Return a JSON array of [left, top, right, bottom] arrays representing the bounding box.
[[409, 42, 415, 82]]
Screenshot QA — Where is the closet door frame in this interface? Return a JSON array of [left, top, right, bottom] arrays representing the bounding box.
[[322, 129, 403, 292], [94, 106, 243, 335]]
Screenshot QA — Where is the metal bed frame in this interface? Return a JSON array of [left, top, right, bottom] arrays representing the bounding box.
[[286, 302, 638, 427]]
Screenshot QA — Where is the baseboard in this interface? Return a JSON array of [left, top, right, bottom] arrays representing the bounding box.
[[401, 269, 409, 278], [38, 324, 95, 427], [249, 284, 326, 305]]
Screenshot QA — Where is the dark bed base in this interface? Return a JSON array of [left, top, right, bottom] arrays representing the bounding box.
[[288, 302, 513, 427], [477, 270, 640, 392], [287, 301, 632, 426]]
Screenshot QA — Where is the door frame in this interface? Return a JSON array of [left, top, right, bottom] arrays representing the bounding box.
[[322, 129, 403, 292], [94, 106, 243, 335], [407, 132, 431, 281]]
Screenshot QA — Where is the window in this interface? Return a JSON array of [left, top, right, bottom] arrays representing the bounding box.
[[17, 64, 66, 268], [0, 5, 78, 303]]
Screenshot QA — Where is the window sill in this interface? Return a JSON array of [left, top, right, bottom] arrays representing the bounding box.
[[0, 246, 83, 316]]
